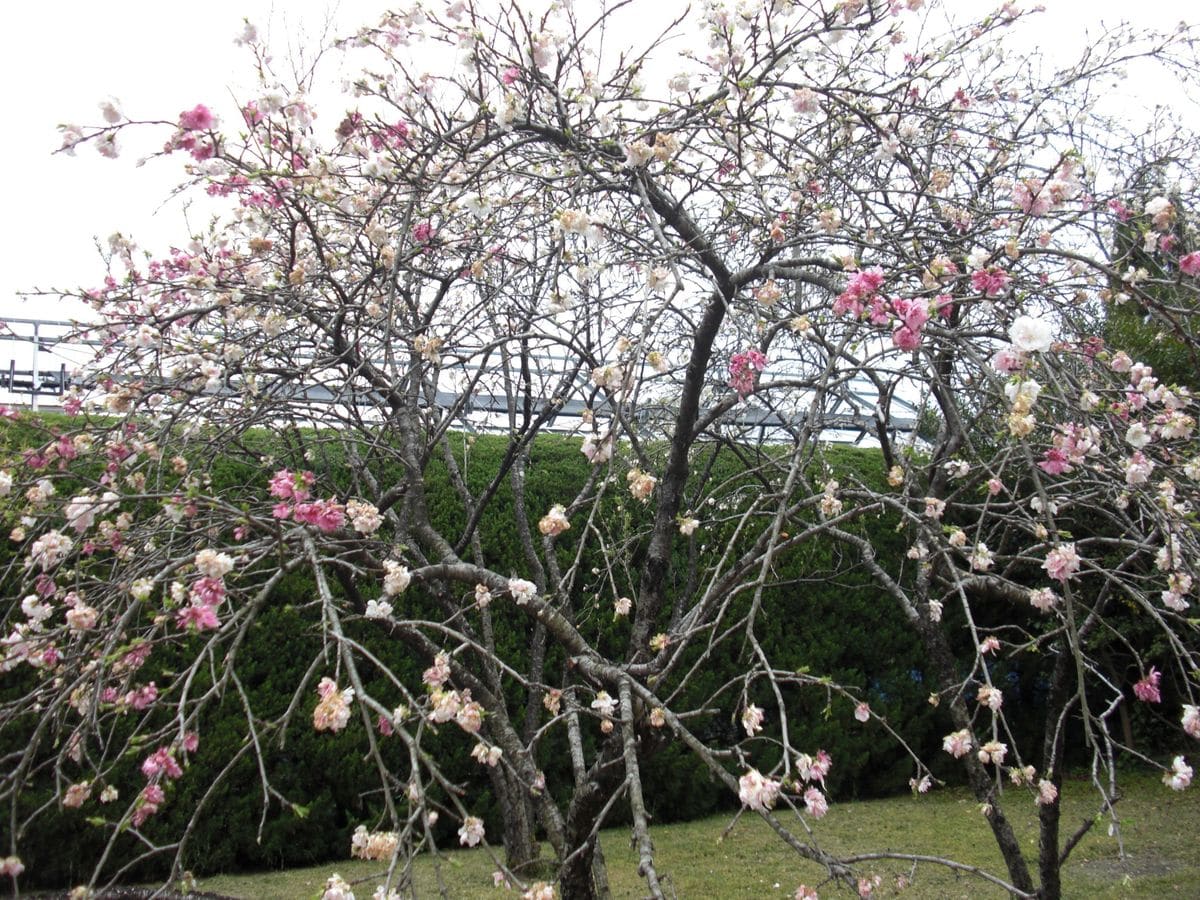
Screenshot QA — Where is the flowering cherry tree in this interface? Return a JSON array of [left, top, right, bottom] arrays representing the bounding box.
[[4, 1, 1200, 898]]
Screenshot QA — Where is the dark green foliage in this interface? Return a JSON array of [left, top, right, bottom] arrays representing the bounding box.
[[4, 427, 947, 887]]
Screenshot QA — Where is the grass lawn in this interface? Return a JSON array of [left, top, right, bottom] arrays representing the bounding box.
[[197, 773, 1200, 898]]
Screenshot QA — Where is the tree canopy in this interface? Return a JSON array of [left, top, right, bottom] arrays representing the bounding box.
[[4, 2, 1200, 898]]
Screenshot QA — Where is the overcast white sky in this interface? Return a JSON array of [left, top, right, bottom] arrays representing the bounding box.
[[0, 0, 1194, 325]]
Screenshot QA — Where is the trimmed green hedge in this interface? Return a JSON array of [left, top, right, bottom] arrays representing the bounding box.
[[1, 423, 960, 887]]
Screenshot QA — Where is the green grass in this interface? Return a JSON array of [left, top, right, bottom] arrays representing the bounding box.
[[197, 773, 1200, 898]]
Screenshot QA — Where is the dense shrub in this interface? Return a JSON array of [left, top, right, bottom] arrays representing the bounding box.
[[1, 423, 986, 885]]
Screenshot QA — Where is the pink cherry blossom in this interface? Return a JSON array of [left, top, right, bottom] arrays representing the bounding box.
[[1134, 667, 1162, 703], [1164, 756, 1192, 791], [132, 783, 166, 827], [459, 815, 485, 846], [509, 578, 537, 604], [942, 729, 973, 758], [1182, 705, 1200, 739], [178, 104, 215, 132], [293, 499, 345, 533], [833, 267, 885, 317], [141, 746, 183, 780], [729, 349, 768, 397], [804, 786, 829, 818], [1042, 544, 1080, 582], [738, 768, 781, 811], [313, 678, 354, 732], [1180, 252, 1200, 276], [1035, 779, 1058, 806], [971, 267, 1012, 298]]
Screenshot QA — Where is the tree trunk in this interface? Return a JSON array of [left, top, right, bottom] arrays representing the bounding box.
[[1037, 648, 1074, 900], [918, 617, 1037, 895], [489, 765, 541, 876]]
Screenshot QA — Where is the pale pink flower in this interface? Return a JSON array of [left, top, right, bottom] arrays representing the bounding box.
[[942, 729, 973, 758], [626, 468, 657, 502], [346, 500, 382, 534], [373, 563, 409, 602], [471, 743, 503, 767], [194, 548, 235, 579], [538, 504, 571, 537], [321, 874, 355, 900], [977, 740, 1008, 766], [803, 786, 829, 819], [364, 599, 392, 619], [590, 690, 616, 718], [678, 516, 700, 536], [429, 688, 462, 723], [1009, 315, 1054, 352], [456, 698, 484, 734], [991, 348, 1026, 373], [458, 815, 485, 847], [313, 678, 353, 733], [977, 685, 1003, 711], [581, 433, 613, 465], [543, 689, 562, 715], [970, 543, 994, 571], [857, 875, 881, 898], [423, 652, 451, 688], [854, 702, 871, 723], [351, 825, 399, 861], [1110, 351, 1133, 373], [1164, 756, 1193, 791], [30, 530, 73, 571], [1180, 251, 1200, 276], [1182, 705, 1200, 739], [742, 704, 765, 736], [1042, 544, 1080, 583], [509, 578, 537, 605], [1035, 779, 1058, 806], [738, 768, 781, 812], [63, 781, 92, 808], [66, 604, 98, 630], [613, 596, 632, 617], [1125, 423, 1152, 449], [1145, 196, 1175, 230], [980, 636, 1001, 655], [1134, 668, 1162, 703], [0, 856, 24, 878], [794, 886, 819, 900]]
